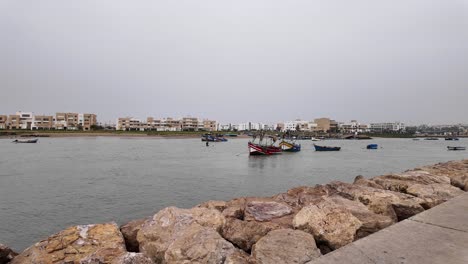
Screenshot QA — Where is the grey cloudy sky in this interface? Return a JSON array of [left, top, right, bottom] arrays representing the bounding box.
[[1, 0, 467, 125]]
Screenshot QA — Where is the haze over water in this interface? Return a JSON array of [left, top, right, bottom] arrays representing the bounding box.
[[0, 137, 466, 251]]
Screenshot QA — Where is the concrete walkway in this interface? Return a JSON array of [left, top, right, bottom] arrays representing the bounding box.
[[310, 192, 468, 264]]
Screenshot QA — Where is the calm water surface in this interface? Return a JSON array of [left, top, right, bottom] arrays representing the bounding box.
[[0, 137, 466, 250]]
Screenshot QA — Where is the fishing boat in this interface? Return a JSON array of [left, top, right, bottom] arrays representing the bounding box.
[[445, 137, 459, 141], [366, 144, 378, 149], [248, 133, 282, 155], [311, 137, 321, 141], [447, 146, 466, 151], [412, 138, 420, 141], [425, 137, 439, 140], [314, 144, 341, 151], [279, 140, 301, 152], [12, 139, 38, 143]]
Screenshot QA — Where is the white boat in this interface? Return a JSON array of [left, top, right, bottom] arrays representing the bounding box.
[[311, 137, 321, 141]]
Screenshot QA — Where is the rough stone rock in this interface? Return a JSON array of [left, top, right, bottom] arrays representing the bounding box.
[[136, 206, 225, 263], [326, 195, 394, 238], [275, 185, 330, 207], [120, 218, 147, 252], [292, 201, 362, 250], [406, 183, 464, 208], [11, 222, 126, 264], [224, 250, 254, 264], [419, 160, 468, 190], [326, 181, 425, 221], [223, 198, 247, 220], [353, 175, 386, 189], [252, 229, 321, 264], [111, 253, 153, 264], [244, 200, 293, 222], [164, 224, 237, 264], [196, 200, 227, 212], [0, 244, 18, 264], [221, 218, 273, 252]]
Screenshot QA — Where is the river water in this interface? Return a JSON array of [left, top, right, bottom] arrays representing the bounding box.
[[0, 137, 466, 250]]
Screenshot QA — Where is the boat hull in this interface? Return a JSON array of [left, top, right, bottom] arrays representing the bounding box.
[[314, 144, 341, 151], [13, 139, 38, 143], [367, 144, 378, 149], [447, 146, 465, 151], [248, 142, 282, 155], [279, 141, 301, 152]]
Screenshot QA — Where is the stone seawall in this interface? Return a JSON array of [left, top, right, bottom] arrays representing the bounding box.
[[1, 160, 467, 264]]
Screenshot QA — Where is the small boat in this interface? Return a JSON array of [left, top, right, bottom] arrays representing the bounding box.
[[447, 146, 466, 151], [366, 144, 378, 149], [279, 140, 301, 152], [425, 137, 439, 140], [201, 134, 227, 142], [445, 137, 459, 141], [12, 139, 38, 143], [412, 138, 420, 141], [314, 144, 341, 151], [311, 137, 321, 141]]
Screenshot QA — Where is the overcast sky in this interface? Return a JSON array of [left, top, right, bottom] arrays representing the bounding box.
[[1, 1, 467, 125]]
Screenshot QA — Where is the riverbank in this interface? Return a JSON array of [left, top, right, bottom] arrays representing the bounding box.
[[1, 159, 466, 264]]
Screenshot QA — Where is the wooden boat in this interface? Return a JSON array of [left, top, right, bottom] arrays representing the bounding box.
[[314, 144, 341, 151], [447, 146, 465, 151], [445, 137, 459, 141], [248, 133, 282, 155], [279, 140, 301, 152], [201, 134, 227, 142], [13, 139, 38, 143], [366, 144, 378, 149]]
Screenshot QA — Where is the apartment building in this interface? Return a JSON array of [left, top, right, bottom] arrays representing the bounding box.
[[339, 120, 370, 134], [237, 122, 266, 131], [32, 115, 54, 130], [314, 118, 338, 133], [7, 114, 21, 129], [283, 120, 318, 132], [181, 117, 200, 131], [80, 114, 97, 131], [55, 113, 79, 130], [370, 122, 406, 133], [116, 117, 145, 131], [0, 115, 7, 129], [203, 120, 217, 132], [147, 117, 181, 131]]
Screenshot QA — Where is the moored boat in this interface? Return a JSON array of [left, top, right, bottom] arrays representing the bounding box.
[[12, 139, 38, 143], [314, 144, 341, 151], [248, 133, 282, 155], [279, 140, 301, 152], [425, 137, 439, 140], [366, 144, 378, 149], [447, 146, 465, 151], [445, 137, 459, 141], [201, 134, 227, 142], [311, 137, 321, 141]]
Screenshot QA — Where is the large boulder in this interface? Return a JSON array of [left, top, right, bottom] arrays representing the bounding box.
[[120, 218, 147, 252], [244, 200, 293, 222], [136, 206, 225, 263], [196, 200, 227, 212], [273, 185, 330, 208], [326, 195, 394, 239], [11, 223, 126, 264], [419, 160, 468, 190], [225, 250, 254, 264], [326, 181, 425, 221], [406, 183, 464, 208], [0, 244, 18, 264], [293, 201, 362, 250], [111, 253, 153, 264], [252, 229, 321, 264], [164, 224, 239, 264], [221, 218, 273, 252]]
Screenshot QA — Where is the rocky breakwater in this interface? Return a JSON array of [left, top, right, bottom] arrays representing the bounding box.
[[3, 159, 467, 264]]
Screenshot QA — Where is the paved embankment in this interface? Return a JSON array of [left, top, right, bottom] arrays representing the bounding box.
[[310, 191, 468, 264]]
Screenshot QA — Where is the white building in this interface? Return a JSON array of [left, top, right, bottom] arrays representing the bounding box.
[[339, 120, 370, 133], [369, 122, 405, 132], [283, 120, 317, 132], [16, 111, 34, 130], [237, 122, 265, 131]]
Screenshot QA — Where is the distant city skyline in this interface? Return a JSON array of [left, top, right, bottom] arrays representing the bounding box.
[[1, 1, 467, 125]]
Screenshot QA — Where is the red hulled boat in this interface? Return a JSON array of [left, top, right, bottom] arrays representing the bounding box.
[[248, 134, 282, 155]]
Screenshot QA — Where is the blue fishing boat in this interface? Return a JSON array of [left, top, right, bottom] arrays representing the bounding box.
[[279, 140, 301, 152], [367, 144, 378, 149], [314, 144, 341, 151]]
